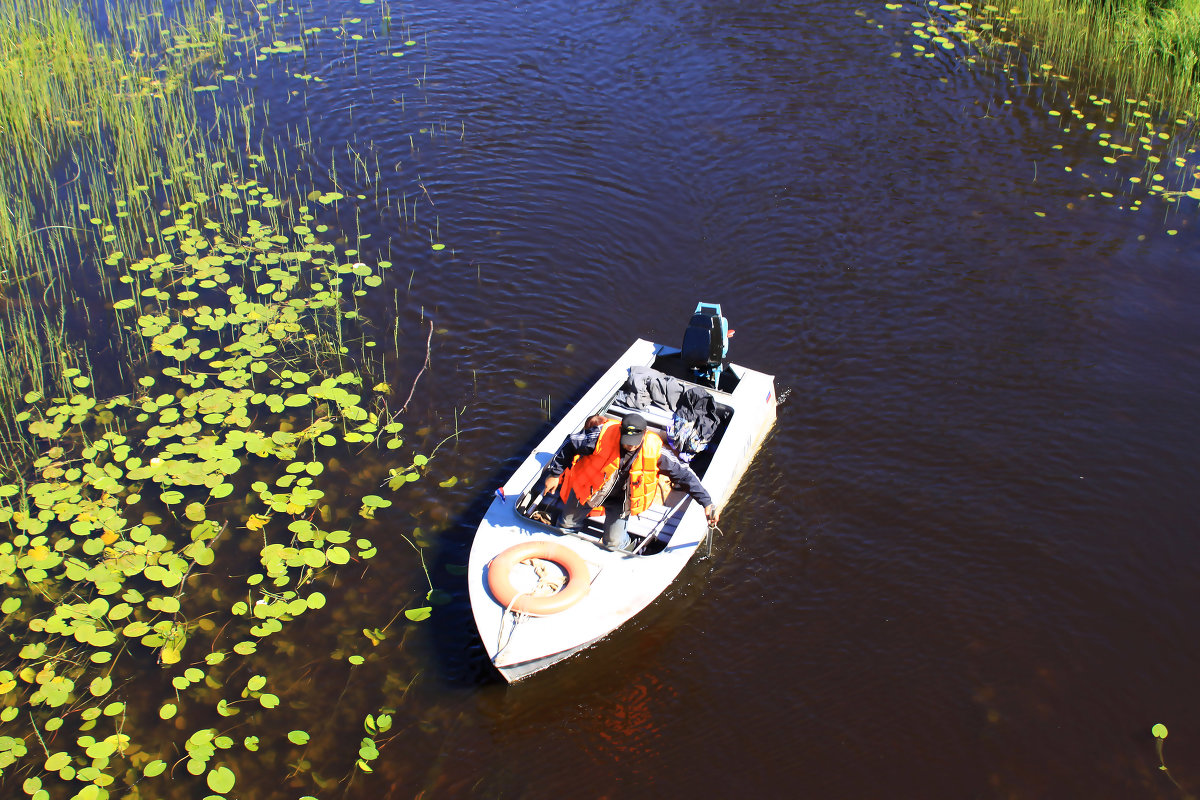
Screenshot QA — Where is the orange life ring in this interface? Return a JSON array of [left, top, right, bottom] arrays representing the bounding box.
[[487, 540, 590, 616]]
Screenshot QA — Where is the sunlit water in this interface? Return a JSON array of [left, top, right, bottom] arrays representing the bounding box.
[[187, 0, 1200, 796]]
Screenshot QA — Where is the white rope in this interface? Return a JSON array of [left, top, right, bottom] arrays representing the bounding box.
[[530, 557, 565, 593], [492, 561, 568, 661], [494, 590, 529, 661]]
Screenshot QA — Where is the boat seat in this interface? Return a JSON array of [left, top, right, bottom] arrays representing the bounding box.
[[575, 488, 688, 548], [625, 489, 688, 545]]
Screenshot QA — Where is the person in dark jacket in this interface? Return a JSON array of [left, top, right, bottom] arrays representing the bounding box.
[[543, 412, 719, 550]]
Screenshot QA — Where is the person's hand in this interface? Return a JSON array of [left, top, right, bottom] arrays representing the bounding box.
[[704, 505, 720, 527], [544, 475, 561, 495]]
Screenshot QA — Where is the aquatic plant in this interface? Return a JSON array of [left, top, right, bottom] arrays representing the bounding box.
[[0, 0, 241, 459], [0, 175, 439, 798], [0, 0, 466, 794], [992, 0, 1200, 113], [0, 0, 446, 461], [888, 0, 1200, 117], [880, 0, 1200, 221], [1152, 723, 1189, 794]]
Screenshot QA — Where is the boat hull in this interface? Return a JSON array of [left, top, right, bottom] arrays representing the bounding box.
[[468, 339, 776, 682]]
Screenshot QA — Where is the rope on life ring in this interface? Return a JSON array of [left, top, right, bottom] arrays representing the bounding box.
[[487, 540, 590, 616]]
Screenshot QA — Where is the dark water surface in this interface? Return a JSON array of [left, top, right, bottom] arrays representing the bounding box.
[[257, 0, 1200, 796]]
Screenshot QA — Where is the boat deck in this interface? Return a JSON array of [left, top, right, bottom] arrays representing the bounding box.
[[469, 337, 777, 681]]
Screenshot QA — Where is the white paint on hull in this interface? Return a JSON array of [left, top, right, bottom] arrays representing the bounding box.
[[468, 339, 776, 682]]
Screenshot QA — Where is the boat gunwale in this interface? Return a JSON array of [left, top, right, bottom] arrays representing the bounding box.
[[468, 337, 777, 682]]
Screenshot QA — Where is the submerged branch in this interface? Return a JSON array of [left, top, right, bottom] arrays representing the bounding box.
[[398, 319, 433, 414]]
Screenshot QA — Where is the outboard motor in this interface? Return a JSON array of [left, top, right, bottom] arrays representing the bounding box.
[[681, 302, 730, 388]]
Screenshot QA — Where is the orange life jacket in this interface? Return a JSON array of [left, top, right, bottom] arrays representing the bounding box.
[[559, 420, 662, 516]]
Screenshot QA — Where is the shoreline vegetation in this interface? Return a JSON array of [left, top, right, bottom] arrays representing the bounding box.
[[0, 0, 235, 462], [940, 0, 1200, 122], [1, 1, 446, 798], [991, 0, 1200, 116], [891, 0, 1200, 212]]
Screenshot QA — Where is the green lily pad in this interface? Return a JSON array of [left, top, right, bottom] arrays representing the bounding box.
[[207, 765, 236, 793]]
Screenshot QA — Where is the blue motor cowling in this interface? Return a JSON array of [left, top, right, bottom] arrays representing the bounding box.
[[681, 302, 729, 388]]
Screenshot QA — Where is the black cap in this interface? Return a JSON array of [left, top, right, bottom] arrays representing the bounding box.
[[620, 413, 647, 447]]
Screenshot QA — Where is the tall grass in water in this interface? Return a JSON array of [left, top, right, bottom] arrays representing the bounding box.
[[0, 0, 420, 465], [0, 0, 233, 459], [978, 0, 1200, 118]]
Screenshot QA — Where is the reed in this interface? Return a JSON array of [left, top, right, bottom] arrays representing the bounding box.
[[0, 0, 431, 465], [0, 1, 451, 795], [974, 0, 1200, 119], [0, 0, 241, 458]]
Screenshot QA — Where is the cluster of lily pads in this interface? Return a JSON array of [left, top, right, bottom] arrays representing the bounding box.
[[0, 0, 446, 462], [0, 177, 432, 799]]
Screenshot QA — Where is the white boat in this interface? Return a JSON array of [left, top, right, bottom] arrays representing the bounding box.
[[468, 305, 777, 682]]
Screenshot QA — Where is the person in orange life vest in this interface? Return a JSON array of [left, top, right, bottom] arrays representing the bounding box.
[[543, 412, 720, 550]]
